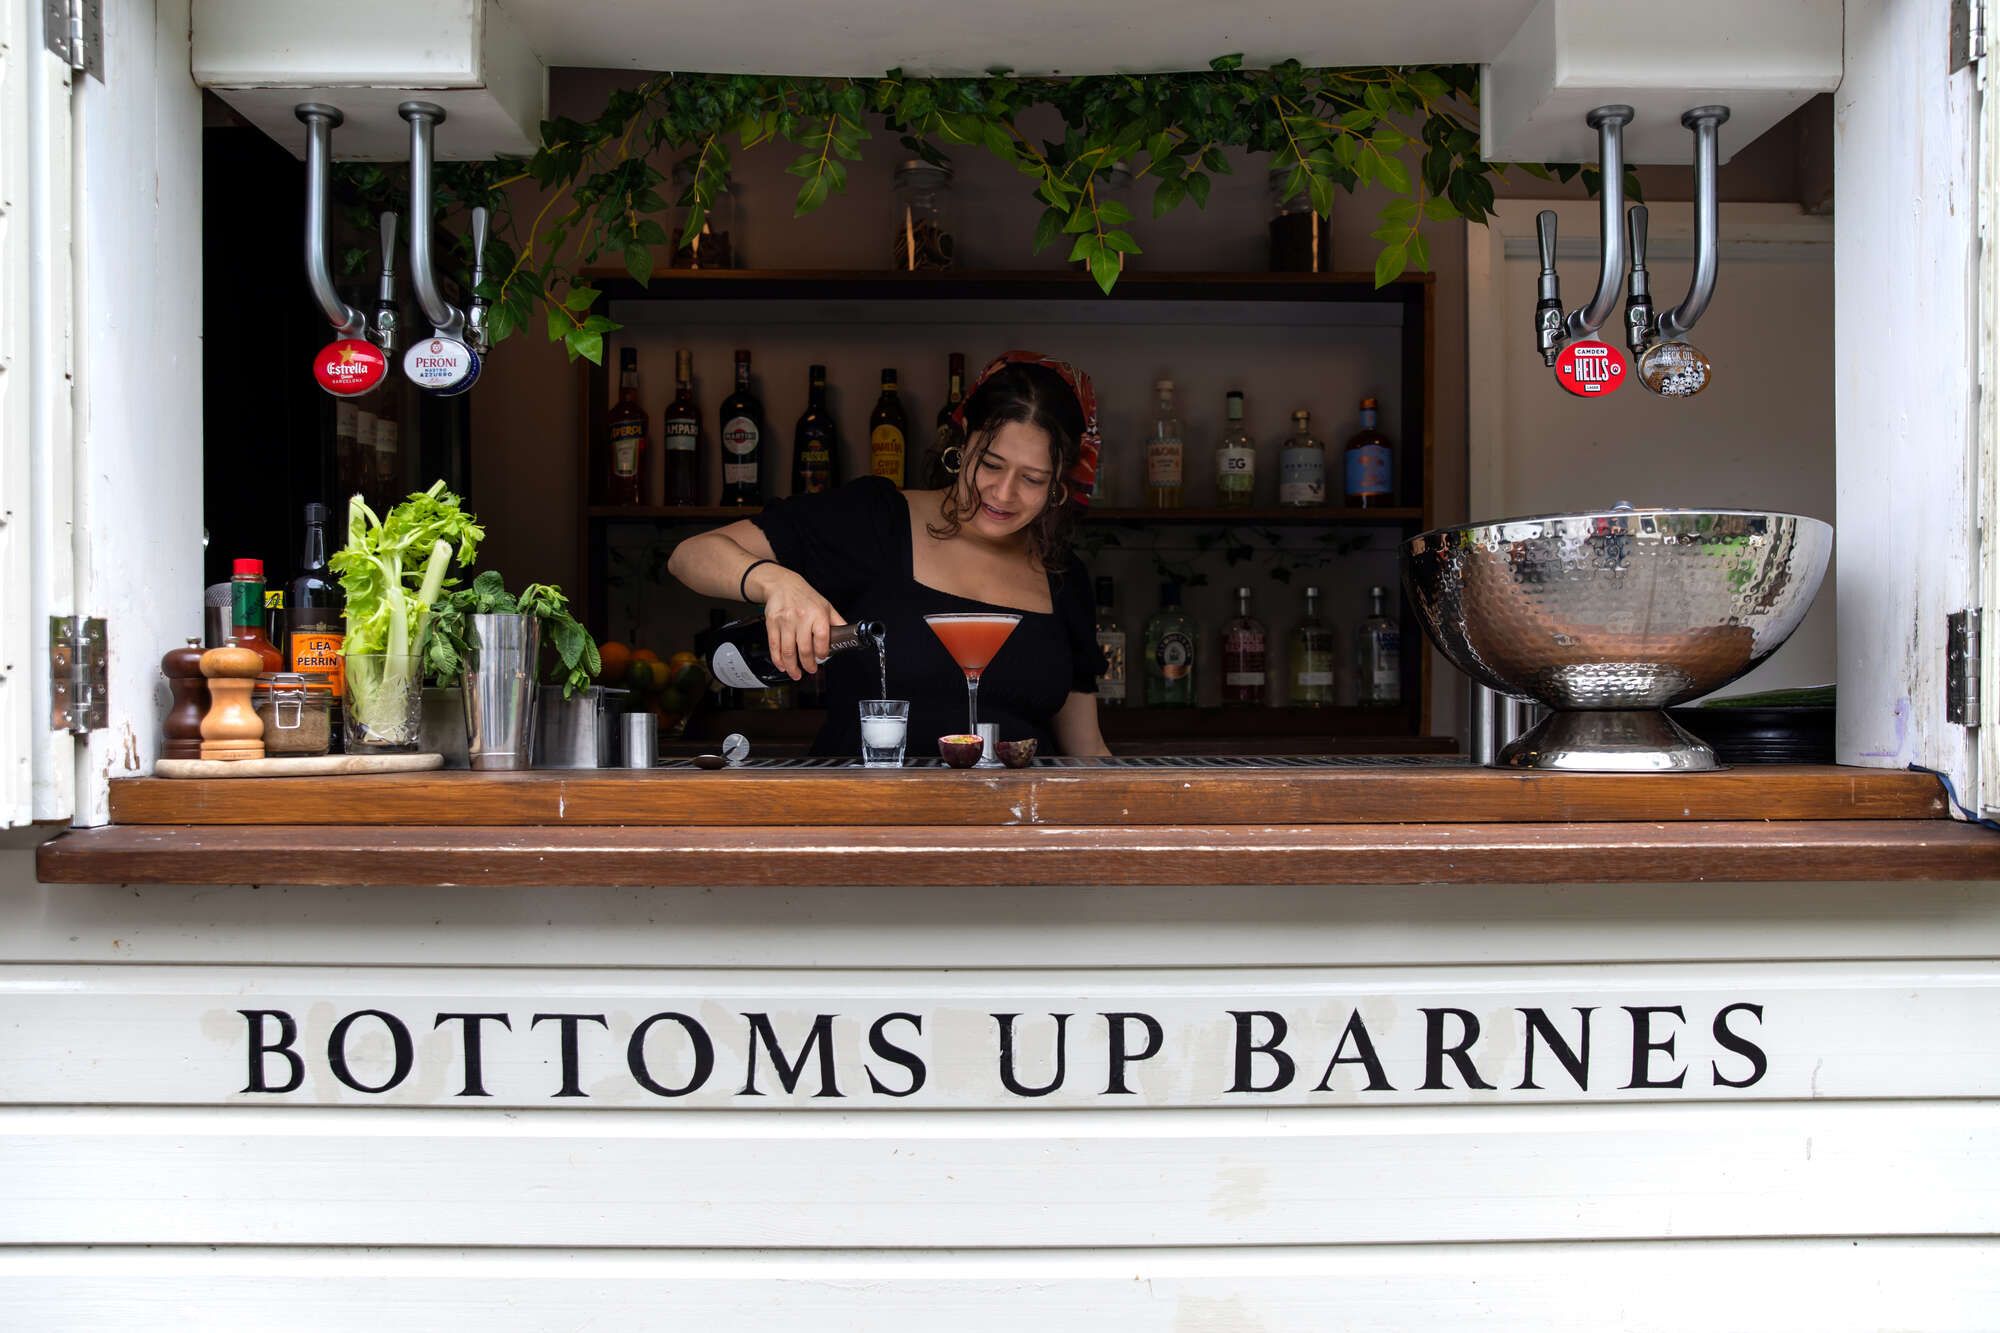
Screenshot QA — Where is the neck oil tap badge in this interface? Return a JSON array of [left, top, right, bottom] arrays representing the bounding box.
[[1555, 340, 1628, 397], [313, 339, 389, 398], [403, 335, 480, 396]]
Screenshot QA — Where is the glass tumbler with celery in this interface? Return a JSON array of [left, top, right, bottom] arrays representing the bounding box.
[[331, 483, 484, 751]]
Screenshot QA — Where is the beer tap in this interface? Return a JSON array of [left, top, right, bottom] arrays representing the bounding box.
[[1624, 205, 1655, 356], [372, 211, 400, 356], [1630, 106, 1729, 397], [397, 100, 482, 394], [465, 206, 491, 356], [298, 104, 394, 398], [1531, 104, 1633, 367]]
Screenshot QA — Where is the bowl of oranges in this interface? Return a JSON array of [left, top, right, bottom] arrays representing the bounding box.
[[598, 642, 711, 738]]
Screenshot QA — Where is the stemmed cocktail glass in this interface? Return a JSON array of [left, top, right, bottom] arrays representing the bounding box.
[[924, 613, 1021, 738]]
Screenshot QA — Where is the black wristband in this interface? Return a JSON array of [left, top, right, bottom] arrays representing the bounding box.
[[739, 558, 775, 603]]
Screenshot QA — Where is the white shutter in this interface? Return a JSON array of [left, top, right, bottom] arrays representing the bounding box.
[[0, 0, 77, 827]]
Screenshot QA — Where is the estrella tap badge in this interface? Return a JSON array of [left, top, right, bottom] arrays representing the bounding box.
[[312, 339, 389, 398], [1555, 340, 1628, 397], [403, 335, 480, 395]]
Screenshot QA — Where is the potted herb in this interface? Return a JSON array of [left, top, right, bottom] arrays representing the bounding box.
[[426, 572, 609, 767]]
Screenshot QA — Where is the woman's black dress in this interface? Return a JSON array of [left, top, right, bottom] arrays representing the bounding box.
[[752, 476, 1099, 757]]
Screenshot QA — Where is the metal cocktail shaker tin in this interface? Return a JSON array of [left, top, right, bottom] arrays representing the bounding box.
[[462, 613, 540, 771]]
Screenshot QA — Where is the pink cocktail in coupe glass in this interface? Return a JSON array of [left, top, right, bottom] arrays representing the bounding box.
[[924, 613, 1022, 737]]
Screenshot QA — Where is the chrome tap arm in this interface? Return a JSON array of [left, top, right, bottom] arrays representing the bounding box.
[[1624, 205, 1655, 355], [1657, 106, 1729, 343], [372, 212, 400, 354], [1563, 105, 1633, 341], [1534, 210, 1565, 366], [398, 101, 464, 339], [295, 104, 367, 340], [465, 206, 490, 354]]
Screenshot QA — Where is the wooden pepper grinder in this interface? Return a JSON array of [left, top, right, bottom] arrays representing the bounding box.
[[161, 638, 208, 760], [199, 645, 266, 761]]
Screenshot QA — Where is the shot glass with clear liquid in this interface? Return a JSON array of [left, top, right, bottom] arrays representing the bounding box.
[[859, 699, 910, 768]]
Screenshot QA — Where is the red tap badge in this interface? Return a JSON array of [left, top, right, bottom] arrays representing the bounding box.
[[1555, 340, 1628, 397], [313, 339, 389, 397]]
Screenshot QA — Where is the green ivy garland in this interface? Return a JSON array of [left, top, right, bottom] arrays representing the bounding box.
[[342, 58, 1620, 365]]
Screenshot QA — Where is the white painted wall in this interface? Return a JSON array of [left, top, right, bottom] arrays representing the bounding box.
[[3, 858, 1998, 1326], [1834, 0, 1981, 778], [1466, 200, 1836, 697]]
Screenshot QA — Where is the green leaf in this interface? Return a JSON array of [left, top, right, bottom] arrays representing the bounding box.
[[1032, 206, 1064, 252], [1095, 198, 1134, 226], [1185, 172, 1210, 208], [564, 328, 605, 365], [563, 285, 601, 312], [1209, 53, 1244, 71], [1103, 229, 1141, 255], [1381, 198, 1419, 225], [1422, 195, 1460, 222], [1373, 238, 1409, 288], [1151, 177, 1186, 218], [1372, 148, 1410, 194], [1068, 233, 1097, 263], [1087, 243, 1122, 294], [623, 242, 654, 285]]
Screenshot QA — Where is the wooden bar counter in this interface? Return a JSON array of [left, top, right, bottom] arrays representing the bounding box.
[[38, 761, 2000, 886]]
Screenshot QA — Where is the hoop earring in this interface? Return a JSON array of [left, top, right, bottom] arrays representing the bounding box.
[[941, 446, 963, 475], [1051, 481, 1070, 508]]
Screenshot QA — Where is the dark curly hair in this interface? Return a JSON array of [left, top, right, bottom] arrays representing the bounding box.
[[926, 362, 1085, 572]]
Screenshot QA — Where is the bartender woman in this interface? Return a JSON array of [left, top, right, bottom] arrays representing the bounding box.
[[667, 350, 1110, 758]]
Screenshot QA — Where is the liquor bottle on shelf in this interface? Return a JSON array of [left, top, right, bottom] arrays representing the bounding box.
[[662, 349, 703, 506], [1146, 379, 1184, 509], [1344, 395, 1393, 507], [1221, 586, 1267, 706], [1289, 585, 1335, 707], [1215, 390, 1254, 509], [924, 352, 966, 487], [1278, 409, 1325, 507], [1356, 584, 1403, 707], [606, 347, 647, 506], [697, 615, 887, 692], [719, 349, 766, 506], [1143, 582, 1196, 707], [870, 369, 908, 487], [792, 364, 841, 496], [1093, 575, 1126, 708]]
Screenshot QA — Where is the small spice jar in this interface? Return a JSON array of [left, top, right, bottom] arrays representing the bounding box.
[[671, 159, 737, 269], [253, 672, 332, 757], [892, 160, 955, 271], [1268, 164, 1332, 273]]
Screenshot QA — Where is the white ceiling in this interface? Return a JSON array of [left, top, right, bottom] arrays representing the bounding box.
[[497, 0, 1540, 75]]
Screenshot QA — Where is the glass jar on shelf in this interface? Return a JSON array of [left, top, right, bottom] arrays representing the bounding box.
[[671, 159, 737, 269], [892, 159, 955, 271], [1268, 164, 1331, 273]]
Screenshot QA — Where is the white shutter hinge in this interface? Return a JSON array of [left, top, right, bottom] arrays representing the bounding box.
[[1948, 609, 1982, 727], [48, 616, 107, 736], [40, 0, 102, 81]]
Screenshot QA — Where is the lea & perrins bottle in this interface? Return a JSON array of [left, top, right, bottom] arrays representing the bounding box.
[[869, 369, 908, 487], [288, 502, 345, 698]]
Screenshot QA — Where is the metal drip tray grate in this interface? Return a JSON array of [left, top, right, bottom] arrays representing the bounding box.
[[659, 754, 1467, 770]]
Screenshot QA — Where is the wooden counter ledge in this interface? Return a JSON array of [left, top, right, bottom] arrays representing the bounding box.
[[37, 819, 2000, 887], [102, 763, 1946, 828]]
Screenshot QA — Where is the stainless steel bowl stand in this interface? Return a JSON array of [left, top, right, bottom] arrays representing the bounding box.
[[1497, 708, 1719, 772]]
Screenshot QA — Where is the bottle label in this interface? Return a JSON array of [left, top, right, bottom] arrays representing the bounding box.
[[1296, 669, 1334, 687], [1224, 671, 1267, 687], [870, 425, 906, 482], [264, 590, 285, 610], [1147, 439, 1184, 488], [1279, 448, 1325, 505], [609, 419, 645, 479], [1216, 447, 1254, 491], [709, 642, 770, 691], [1358, 408, 1378, 431], [1155, 631, 1193, 681], [1346, 443, 1392, 498], [722, 416, 760, 456], [290, 628, 346, 695], [664, 419, 699, 454], [1370, 630, 1402, 690], [1096, 630, 1126, 700]]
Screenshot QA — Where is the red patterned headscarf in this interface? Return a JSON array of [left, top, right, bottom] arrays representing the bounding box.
[[950, 350, 1100, 511]]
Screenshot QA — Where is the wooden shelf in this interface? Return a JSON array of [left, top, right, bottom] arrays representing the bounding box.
[[581, 267, 1433, 306], [588, 504, 1425, 526], [42, 819, 2000, 888]]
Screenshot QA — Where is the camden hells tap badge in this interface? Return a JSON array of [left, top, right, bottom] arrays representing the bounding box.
[[403, 335, 481, 395], [312, 339, 389, 397], [1555, 340, 1628, 397]]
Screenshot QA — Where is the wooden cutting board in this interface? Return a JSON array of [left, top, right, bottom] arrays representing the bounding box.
[[153, 754, 444, 779]]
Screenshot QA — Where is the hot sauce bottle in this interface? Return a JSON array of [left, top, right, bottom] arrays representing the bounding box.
[[227, 558, 285, 674]]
